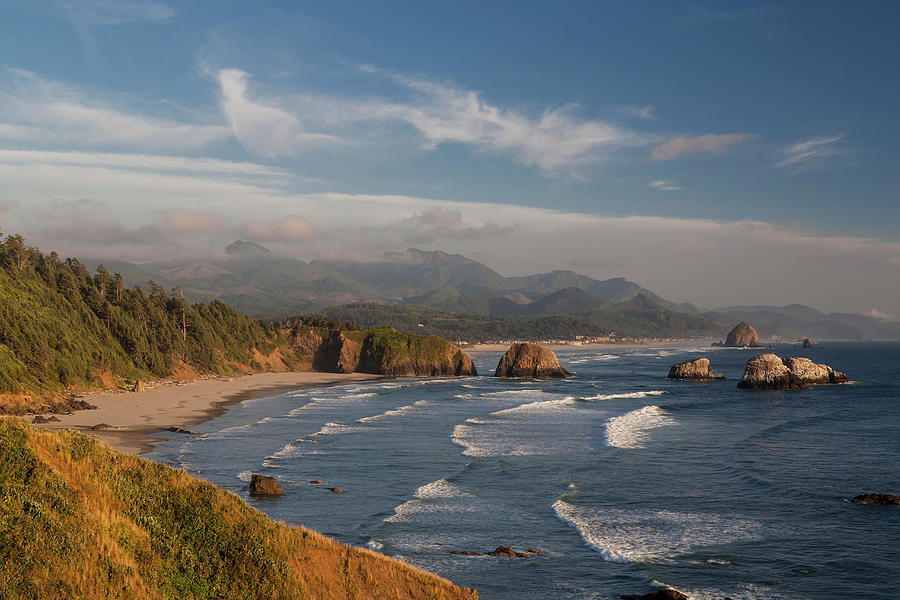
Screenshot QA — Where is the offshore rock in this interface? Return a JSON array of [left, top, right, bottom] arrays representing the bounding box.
[[667, 358, 724, 380], [738, 354, 848, 389], [723, 322, 761, 347], [293, 328, 476, 377], [621, 590, 688, 600], [852, 493, 900, 505], [494, 343, 572, 379], [802, 338, 814, 348], [249, 474, 284, 497]]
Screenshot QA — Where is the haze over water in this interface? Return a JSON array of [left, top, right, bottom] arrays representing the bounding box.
[[149, 343, 900, 599]]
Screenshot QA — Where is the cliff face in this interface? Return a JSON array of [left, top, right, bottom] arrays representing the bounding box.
[[667, 358, 724, 380], [291, 326, 476, 377], [494, 343, 571, 378], [738, 353, 848, 389], [723, 322, 762, 347], [0, 420, 478, 600]]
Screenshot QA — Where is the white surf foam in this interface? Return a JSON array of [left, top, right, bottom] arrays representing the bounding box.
[[581, 390, 668, 401], [604, 405, 675, 449], [356, 400, 428, 423], [236, 470, 253, 482], [385, 479, 474, 523], [552, 500, 767, 563], [310, 421, 364, 436], [488, 396, 575, 417]]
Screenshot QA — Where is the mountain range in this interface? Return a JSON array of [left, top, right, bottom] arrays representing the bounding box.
[[84, 242, 899, 341]]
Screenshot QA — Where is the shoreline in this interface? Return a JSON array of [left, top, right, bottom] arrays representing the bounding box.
[[465, 339, 714, 352], [31, 371, 383, 456]]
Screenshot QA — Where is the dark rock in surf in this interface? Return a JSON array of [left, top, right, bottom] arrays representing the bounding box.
[[494, 343, 571, 379], [667, 358, 724, 380], [168, 425, 199, 434], [328, 487, 343, 494], [32, 415, 60, 424], [852, 493, 900, 505], [620, 590, 688, 600], [91, 423, 118, 430], [249, 474, 284, 496], [802, 338, 814, 348]]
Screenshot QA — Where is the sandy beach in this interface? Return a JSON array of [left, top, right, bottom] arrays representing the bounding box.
[[32, 371, 382, 455]]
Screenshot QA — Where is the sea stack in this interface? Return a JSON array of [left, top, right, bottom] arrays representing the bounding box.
[[802, 338, 814, 348], [737, 353, 848, 389], [249, 474, 285, 496], [667, 358, 724, 380], [494, 343, 571, 378], [722, 322, 762, 347]]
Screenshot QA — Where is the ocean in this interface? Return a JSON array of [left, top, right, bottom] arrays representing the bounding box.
[[147, 342, 900, 599]]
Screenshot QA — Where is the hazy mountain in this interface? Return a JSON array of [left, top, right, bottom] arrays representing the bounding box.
[[79, 244, 897, 340]]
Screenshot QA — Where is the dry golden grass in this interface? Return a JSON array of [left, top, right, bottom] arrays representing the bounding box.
[[0, 420, 478, 600]]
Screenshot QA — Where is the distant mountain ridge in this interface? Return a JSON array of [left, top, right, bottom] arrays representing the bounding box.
[[82, 243, 897, 341]]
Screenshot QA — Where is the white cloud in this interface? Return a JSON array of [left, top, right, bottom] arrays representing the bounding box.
[[863, 308, 895, 322], [0, 149, 290, 177], [648, 180, 681, 191], [158, 209, 224, 235], [0, 69, 230, 151], [2, 0, 175, 26], [774, 134, 851, 170], [651, 133, 758, 160], [217, 69, 341, 158], [214, 67, 654, 174], [398, 207, 517, 243]]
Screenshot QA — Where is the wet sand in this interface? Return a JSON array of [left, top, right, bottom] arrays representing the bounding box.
[[33, 371, 382, 455]]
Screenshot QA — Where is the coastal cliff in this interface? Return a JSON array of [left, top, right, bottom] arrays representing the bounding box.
[[290, 321, 476, 377], [0, 419, 478, 600]]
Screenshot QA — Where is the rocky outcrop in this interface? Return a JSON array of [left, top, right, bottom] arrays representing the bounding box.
[[621, 590, 688, 600], [292, 327, 476, 377], [721, 322, 761, 347], [31, 415, 60, 424], [852, 493, 900, 505], [249, 474, 284, 496], [494, 343, 571, 379], [667, 358, 724, 380], [168, 425, 200, 434], [737, 354, 849, 389], [451, 545, 536, 558], [802, 338, 814, 348]]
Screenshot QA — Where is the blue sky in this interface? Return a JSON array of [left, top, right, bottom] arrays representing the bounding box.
[[0, 0, 898, 315]]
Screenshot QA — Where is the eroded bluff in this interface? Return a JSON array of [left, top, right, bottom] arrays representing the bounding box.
[[292, 327, 476, 377]]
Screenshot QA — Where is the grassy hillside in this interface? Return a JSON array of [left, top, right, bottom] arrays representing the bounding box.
[[0, 419, 477, 600]]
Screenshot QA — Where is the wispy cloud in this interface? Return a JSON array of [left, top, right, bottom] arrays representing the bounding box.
[[1, 0, 174, 26], [648, 180, 681, 191], [620, 105, 655, 120], [0, 69, 230, 151], [218, 69, 340, 158], [238, 216, 317, 242], [651, 133, 758, 160], [774, 134, 851, 171], [864, 308, 895, 322], [157, 209, 224, 235], [214, 67, 655, 174], [398, 207, 517, 243]]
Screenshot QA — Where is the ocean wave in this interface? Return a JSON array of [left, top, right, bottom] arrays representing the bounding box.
[[552, 500, 766, 563], [580, 390, 669, 401], [603, 405, 675, 449], [356, 400, 428, 423], [236, 470, 253, 482], [198, 422, 254, 441], [488, 397, 574, 417], [385, 479, 474, 523], [311, 422, 364, 436]]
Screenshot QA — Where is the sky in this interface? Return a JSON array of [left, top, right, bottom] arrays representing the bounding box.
[[0, 0, 898, 316]]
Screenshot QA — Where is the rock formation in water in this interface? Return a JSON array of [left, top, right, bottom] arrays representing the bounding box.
[[737, 354, 848, 389], [802, 338, 814, 348], [720, 322, 761, 347], [667, 358, 724, 380], [249, 474, 285, 496], [620, 590, 688, 600], [494, 343, 571, 378], [852, 493, 900, 505], [291, 327, 476, 377]]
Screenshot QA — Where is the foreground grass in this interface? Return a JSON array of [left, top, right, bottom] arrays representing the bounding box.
[[0, 419, 478, 600]]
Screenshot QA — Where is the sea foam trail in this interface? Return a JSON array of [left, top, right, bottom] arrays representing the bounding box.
[[581, 390, 668, 401], [603, 405, 675, 449], [356, 400, 428, 423], [385, 479, 474, 523], [552, 500, 767, 563]]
